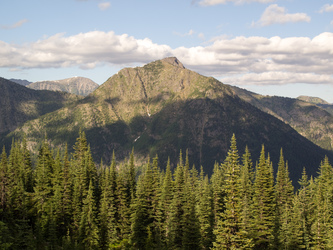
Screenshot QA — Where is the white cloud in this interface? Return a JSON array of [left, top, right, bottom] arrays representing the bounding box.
[[98, 2, 111, 11], [319, 4, 333, 13], [174, 29, 195, 37], [222, 72, 333, 86], [1, 31, 333, 86], [199, 0, 274, 6], [1, 19, 28, 30], [253, 4, 311, 27], [198, 33, 205, 40], [0, 31, 172, 69]]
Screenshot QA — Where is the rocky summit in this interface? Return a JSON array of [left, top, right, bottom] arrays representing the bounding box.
[[3, 58, 333, 184]]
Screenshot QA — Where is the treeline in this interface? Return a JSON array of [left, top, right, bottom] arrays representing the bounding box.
[[0, 132, 332, 249]]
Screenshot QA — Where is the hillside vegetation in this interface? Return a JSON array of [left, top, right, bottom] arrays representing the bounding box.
[[0, 77, 82, 135], [1, 133, 332, 249], [4, 58, 332, 184], [232, 86, 333, 151]]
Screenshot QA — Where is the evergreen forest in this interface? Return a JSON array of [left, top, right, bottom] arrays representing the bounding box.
[[1, 132, 333, 249]]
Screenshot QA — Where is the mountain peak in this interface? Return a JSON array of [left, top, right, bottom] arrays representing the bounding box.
[[297, 95, 330, 105], [161, 57, 185, 69], [28, 76, 98, 96]]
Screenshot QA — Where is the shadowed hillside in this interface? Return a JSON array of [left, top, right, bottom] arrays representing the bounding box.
[[3, 58, 333, 185]]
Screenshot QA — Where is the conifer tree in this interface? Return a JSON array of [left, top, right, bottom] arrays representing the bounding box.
[[33, 140, 55, 243], [158, 158, 173, 247], [0, 147, 8, 215], [213, 134, 252, 249], [292, 168, 314, 249], [116, 164, 132, 247], [131, 156, 162, 249], [61, 145, 73, 238], [211, 160, 225, 234], [274, 149, 294, 249], [239, 146, 254, 242], [182, 174, 201, 250], [168, 151, 186, 249], [197, 171, 214, 249], [252, 145, 275, 249], [79, 180, 99, 249], [311, 157, 333, 249]]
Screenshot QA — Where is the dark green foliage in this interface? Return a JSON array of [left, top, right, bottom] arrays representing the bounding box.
[[213, 135, 252, 249], [2, 132, 333, 249], [252, 146, 276, 249]]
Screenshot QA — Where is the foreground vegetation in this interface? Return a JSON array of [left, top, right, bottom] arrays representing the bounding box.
[[0, 132, 332, 249]]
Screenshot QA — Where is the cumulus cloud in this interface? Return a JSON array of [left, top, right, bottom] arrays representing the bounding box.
[[1, 19, 28, 30], [1, 31, 333, 86], [98, 2, 111, 10], [222, 72, 333, 86], [198, 0, 274, 6], [0, 31, 172, 69], [319, 4, 333, 13], [253, 4, 311, 27]]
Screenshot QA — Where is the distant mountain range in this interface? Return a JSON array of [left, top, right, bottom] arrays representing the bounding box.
[[2, 57, 332, 186], [0, 77, 81, 135], [9, 76, 99, 96], [9, 78, 32, 86]]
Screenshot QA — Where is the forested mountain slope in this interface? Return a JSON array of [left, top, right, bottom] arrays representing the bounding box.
[[4, 58, 332, 184], [0, 77, 82, 135], [232, 86, 333, 151]]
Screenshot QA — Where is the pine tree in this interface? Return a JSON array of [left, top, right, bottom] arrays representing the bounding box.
[[116, 164, 132, 247], [168, 151, 186, 249], [252, 145, 275, 249], [211, 160, 225, 236], [182, 174, 201, 250], [239, 146, 254, 243], [311, 157, 333, 249], [274, 149, 294, 249], [79, 180, 99, 249], [292, 168, 314, 249], [131, 156, 162, 249], [61, 145, 73, 238], [213, 134, 252, 249], [0, 147, 8, 215], [158, 158, 173, 248], [197, 171, 214, 249], [33, 140, 55, 243]]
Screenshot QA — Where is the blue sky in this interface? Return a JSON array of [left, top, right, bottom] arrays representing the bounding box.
[[1, 0, 333, 102]]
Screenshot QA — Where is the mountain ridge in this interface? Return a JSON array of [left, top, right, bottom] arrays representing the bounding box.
[[231, 86, 333, 151], [2, 58, 332, 185], [27, 76, 99, 96], [0, 77, 82, 135]]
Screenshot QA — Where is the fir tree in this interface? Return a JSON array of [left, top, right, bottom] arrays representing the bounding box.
[[274, 149, 294, 249], [311, 157, 333, 249], [213, 134, 252, 249], [197, 172, 214, 249], [33, 140, 55, 243], [239, 146, 254, 243], [158, 158, 173, 247], [79, 180, 99, 249], [252, 145, 275, 249]]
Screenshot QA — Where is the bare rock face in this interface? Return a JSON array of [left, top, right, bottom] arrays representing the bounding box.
[[28, 77, 99, 96], [161, 57, 185, 69]]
